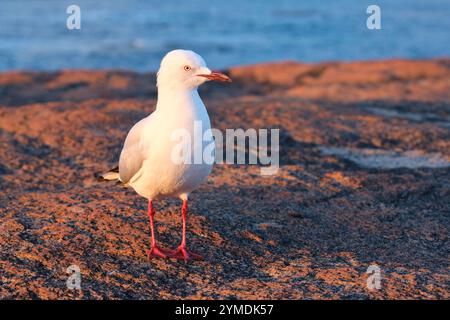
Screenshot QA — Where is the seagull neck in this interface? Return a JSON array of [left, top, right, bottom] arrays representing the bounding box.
[[156, 87, 200, 111]]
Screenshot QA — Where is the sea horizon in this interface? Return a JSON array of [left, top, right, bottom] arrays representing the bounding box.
[[1, 0, 449, 71]]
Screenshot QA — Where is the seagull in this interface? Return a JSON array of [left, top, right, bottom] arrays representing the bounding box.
[[100, 50, 231, 261]]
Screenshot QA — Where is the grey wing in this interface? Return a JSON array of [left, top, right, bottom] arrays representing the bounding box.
[[118, 118, 146, 183]]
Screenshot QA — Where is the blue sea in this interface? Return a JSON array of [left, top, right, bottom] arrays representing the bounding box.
[[0, 0, 449, 71]]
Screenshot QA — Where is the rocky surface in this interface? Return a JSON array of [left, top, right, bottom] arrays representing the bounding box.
[[0, 59, 449, 299]]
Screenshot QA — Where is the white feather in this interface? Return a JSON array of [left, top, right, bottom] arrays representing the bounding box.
[[118, 50, 215, 201]]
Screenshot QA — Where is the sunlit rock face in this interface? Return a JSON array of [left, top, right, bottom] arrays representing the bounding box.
[[0, 58, 449, 299]]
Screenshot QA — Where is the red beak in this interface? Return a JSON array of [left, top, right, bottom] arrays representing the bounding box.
[[197, 71, 232, 82]]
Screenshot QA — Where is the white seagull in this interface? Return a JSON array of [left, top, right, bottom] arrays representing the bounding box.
[[100, 50, 231, 261]]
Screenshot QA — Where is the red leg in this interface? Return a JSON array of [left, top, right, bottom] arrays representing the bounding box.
[[169, 200, 203, 261], [146, 200, 172, 259]]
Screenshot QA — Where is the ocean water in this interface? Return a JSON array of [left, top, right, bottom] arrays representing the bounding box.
[[0, 0, 449, 71]]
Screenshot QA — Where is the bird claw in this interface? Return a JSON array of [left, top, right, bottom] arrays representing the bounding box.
[[169, 246, 203, 262], [146, 246, 173, 260]]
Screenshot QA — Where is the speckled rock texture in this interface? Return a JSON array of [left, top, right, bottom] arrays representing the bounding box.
[[0, 59, 449, 299]]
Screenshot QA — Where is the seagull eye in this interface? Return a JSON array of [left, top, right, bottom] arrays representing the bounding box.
[[184, 65, 191, 71]]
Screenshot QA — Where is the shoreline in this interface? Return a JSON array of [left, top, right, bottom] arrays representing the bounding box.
[[0, 58, 449, 107], [1, 56, 449, 73]]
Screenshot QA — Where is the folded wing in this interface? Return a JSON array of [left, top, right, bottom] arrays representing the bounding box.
[[119, 118, 147, 183]]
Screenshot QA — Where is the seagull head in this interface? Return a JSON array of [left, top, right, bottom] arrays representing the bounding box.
[[157, 49, 231, 91]]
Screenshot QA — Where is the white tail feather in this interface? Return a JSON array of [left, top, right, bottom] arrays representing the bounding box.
[[101, 171, 120, 181]]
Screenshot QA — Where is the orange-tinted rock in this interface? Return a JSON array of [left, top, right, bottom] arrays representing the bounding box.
[[0, 59, 449, 299]]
